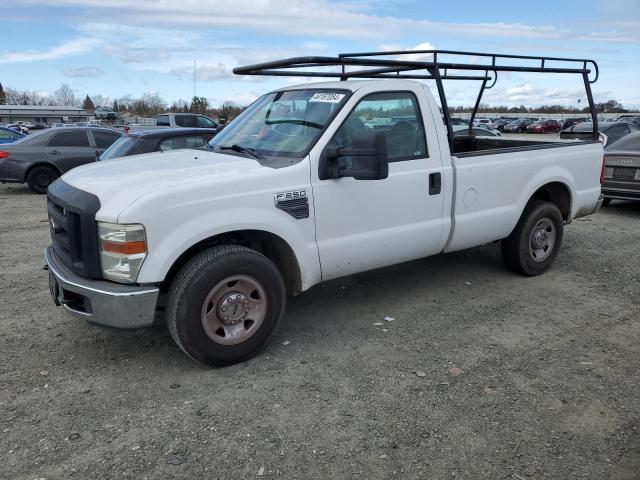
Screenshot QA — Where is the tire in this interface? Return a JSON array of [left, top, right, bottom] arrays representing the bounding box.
[[602, 198, 612, 207], [26, 165, 59, 194], [501, 200, 564, 276], [166, 245, 286, 366]]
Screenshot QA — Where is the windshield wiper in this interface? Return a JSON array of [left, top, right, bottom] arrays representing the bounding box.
[[217, 144, 264, 161]]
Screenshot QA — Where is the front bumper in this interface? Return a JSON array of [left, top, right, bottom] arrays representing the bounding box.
[[44, 245, 159, 329]]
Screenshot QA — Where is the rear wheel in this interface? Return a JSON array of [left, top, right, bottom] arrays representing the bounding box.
[[501, 200, 564, 276], [166, 245, 286, 366], [602, 198, 612, 207], [26, 165, 59, 194]]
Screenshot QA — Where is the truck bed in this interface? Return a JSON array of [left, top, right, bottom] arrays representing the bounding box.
[[452, 135, 592, 156]]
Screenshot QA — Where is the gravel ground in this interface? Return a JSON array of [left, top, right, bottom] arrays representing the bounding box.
[[0, 182, 638, 480]]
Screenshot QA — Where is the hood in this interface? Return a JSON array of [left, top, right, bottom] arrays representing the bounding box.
[[62, 150, 265, 220]]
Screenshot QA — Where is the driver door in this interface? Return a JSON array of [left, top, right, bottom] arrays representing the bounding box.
[[311, 89, 447, 281]]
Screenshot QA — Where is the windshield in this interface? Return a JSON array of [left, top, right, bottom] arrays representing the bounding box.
[[99, 136, 141, 160], [209, 89, 350, 159]]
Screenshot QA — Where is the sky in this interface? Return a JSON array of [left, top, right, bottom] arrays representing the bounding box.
[[1, 0, 639, 109]]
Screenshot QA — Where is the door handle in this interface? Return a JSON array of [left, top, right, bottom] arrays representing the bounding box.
[[50, 150, 60, 154], [429, 172, 441, 195]]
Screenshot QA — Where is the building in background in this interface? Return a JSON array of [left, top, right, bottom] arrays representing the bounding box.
[[0, 105, 89, 125]]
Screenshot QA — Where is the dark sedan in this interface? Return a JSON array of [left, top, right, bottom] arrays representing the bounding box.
[[601, 131, 640, 205], [503, 119, 534, 133], [99, 128, 218, 161], [0, 127, 121, 193], [559, 121, 639, 146], [527, 119, 561, 133], [561, 117, 590, 130]]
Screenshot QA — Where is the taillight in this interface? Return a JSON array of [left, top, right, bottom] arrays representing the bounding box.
[[0, 151, 9, 159], [600, 156, 606, 184]]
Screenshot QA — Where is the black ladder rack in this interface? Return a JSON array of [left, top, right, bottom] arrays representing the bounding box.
[[233, 50, 600, 151]]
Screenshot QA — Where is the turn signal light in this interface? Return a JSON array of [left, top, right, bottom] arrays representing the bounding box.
[[101, 239, 146, 255]]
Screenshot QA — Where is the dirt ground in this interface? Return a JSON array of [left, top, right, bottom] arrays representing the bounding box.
[[0, 182, 638, 480]]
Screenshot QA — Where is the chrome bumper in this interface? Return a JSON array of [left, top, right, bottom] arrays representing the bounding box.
[[44, 246, 159, 329]]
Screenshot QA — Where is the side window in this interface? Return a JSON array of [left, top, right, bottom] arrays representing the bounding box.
[[93, 131, 121, 149], [156, 115, 170, 126], [175, 116, 197, 128], [330, 91, 427, 162], [606, 125, 626, 144], [196, 116, 216, 128], [158, 135, 205, 152], [48, 131, 90, 147], [0, 129, 19, 140]]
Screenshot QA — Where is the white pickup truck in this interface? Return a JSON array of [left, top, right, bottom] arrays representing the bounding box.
[[44, 51, 604, 366]]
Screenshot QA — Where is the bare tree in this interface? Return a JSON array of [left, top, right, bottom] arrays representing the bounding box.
[[54, 84, 77, 106]]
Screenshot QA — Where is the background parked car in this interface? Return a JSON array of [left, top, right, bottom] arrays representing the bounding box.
[[473, 118, 494, 129], [449, 117, 470, 126], [452, 125, 501, 137], [7, 123, 29, 134], [561, 117, 590, 130], [99, 128, 218, 161], [601, 131, 640, 205], [617, 115, 640, 127], [560, 121, 639, 146], [0, 126, 26, 144], [504, 119, 532, 133], [94, 106, 119, 120], [527, 119, 561, 133], [490, 118, 511, 132], [0, 127, 122, 193]]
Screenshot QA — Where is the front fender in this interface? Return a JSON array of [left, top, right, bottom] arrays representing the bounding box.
[[133, 205, 321, 290]]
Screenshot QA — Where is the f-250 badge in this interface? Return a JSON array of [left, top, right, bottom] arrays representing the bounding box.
[[274, 190, 309, 219]]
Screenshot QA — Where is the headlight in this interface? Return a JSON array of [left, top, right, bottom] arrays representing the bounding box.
[[98, 222, 147, 283]]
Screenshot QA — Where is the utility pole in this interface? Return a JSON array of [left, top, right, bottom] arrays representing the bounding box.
[[194, 58, 197, 99]]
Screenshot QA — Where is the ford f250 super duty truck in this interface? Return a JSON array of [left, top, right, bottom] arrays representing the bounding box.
[[44, 50, 605, 366]]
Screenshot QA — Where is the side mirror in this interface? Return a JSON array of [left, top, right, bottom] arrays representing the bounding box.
[[319, 129, 388, 180]]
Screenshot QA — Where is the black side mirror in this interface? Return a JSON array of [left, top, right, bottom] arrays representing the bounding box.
[[319, 129, 388, 180]]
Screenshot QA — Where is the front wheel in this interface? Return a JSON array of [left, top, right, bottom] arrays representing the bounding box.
[[166, 245, 286, 366], [501, 200, 564, 276]]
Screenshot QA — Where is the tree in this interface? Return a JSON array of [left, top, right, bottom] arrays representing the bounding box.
[[54, 84, 76, 106], [113, 100, 119, 112], [0, 83, 5, 105], [190, 96, 209, 114], [83, 95, 95, 111]]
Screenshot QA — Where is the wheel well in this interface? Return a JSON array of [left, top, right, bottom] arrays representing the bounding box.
[[529, 182, 571, 220], [162, 230, 303, 296], [24, 162, 61, 182]]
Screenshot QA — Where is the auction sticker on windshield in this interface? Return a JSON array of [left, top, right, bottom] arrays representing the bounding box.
[[309, 93, 345, 103]]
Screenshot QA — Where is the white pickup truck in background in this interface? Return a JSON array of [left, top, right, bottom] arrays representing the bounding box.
[[44, 50, 604, 366], [122, 112, 220, 134]]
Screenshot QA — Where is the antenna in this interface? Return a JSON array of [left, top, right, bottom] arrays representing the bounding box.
[[193, 58, 197, 99]]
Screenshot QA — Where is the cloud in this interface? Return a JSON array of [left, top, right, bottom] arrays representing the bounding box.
[[20, 0, 640, 43], [62, 66, 105, 77], [0, 37, 100, 64]]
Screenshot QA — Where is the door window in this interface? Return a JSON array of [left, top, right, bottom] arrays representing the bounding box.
[[330, 92, 427, 162], [156, 115, 170, 126], [158, 135, 206, 151], [93, 131, 121, 149], [48, 131, 90, 147]]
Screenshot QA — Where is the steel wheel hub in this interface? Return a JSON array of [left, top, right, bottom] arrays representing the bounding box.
[[529, 218, 556, 263], [201, 275, 267, 346]]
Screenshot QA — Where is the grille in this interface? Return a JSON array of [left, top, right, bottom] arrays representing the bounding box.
[[47, 179, 103, 278]]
